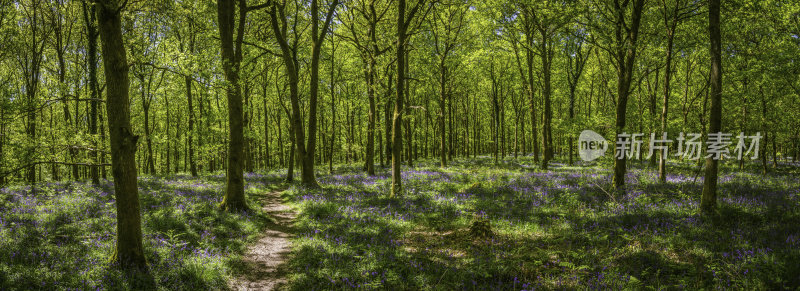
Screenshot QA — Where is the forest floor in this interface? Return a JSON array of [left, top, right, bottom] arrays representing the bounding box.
[[0, 157, 798, 290], [228, 188, 296, 291], [282, 157, 800, 290]]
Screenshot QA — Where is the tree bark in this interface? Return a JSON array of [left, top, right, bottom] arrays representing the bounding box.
[[659, 1, 681, 183], [96, 0, 146, 268], [540, 37, 553, 169], [186, 75, 197, 176], [217, 0, 248, 211], [439, 61, 447, 167], [82, 0, 100, 184], [612, 0, 645, 191], [365, 43, 377, 175], [391, 0, 407, 197], [700, 0, 722, 214]]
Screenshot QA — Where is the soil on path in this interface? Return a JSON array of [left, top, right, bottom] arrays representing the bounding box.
[[228, 189, 296, 291]]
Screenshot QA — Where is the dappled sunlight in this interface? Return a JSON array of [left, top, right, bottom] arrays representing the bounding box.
[[284, 157, 800, 289]]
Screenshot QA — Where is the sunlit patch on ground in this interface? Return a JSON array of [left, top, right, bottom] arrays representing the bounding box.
[[286, 157, 800, 290]]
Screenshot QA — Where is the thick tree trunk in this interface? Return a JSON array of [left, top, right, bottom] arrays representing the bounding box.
[[218, 0, 247, 211], [96, 0, 146, 268], [700, 0, 722, 214]]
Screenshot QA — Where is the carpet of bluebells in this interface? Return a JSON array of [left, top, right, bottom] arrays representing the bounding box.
[[1, 157, 799, 290], [286, 157, 800, 290], [0, 173, 283, 290]]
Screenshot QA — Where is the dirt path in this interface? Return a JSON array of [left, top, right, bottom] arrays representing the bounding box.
[[229, 189, 296, 291]]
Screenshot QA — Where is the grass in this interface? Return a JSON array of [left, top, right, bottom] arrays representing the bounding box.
[[0, 172, 283, 290], [285, 157, 800, 290], [0, 157, 798, 290]]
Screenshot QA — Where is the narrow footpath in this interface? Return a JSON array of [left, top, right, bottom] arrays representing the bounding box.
[[228, 189, 296, 291]]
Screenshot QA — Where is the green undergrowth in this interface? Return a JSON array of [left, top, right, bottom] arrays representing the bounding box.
[[0, 172, 284, 290], [284, 156, 800, 290]]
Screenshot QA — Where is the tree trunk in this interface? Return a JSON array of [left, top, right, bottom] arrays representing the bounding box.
[[330, 69, 337, 174], [218, 0, 247, 211], [140, 74, 155, 175], [659, 8, 679, 183], [97, 0, 146, 268], [612, 0, 645, 191], [100, 96, 108, 180], [186, 75, 198, 176], [541, 38, 553, 169], [700, 0, 722, 214], [365, 53, 377, 175], [439, 61, 447, 167], [83, 1, 100, 184], [391, 0, 407, 197]]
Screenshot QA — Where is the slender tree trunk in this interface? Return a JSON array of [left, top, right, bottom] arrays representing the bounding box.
[[365, 55, 377, 175], [760, 89, 769, 174], [385, 73, 393, 166], [277, 111, 285, 167], [83, 1, 100, 184], [140, 75, 155, 175], [186, 76, 198, 176], [263, 75, 271, 169], [700, 0, 722, 213], [659, 9, 679, 183], [287, 116, 295, 181], [391, 0, 407, 197], [569, 83, 576, 165], [23, 1, 44, 185], [772, 132, 778, 167], [439, 61, 447, 167], [302, 0, 338, 187], [330, 74, 337, 174], [174, 109, 181, 173], [100, 95, 107, 180], [491, 64, 500, 165], [243, 83, 254, 173], [447, 81, 454, 163], [612, 0, 645, 191], [541, 38, 553, 169]]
